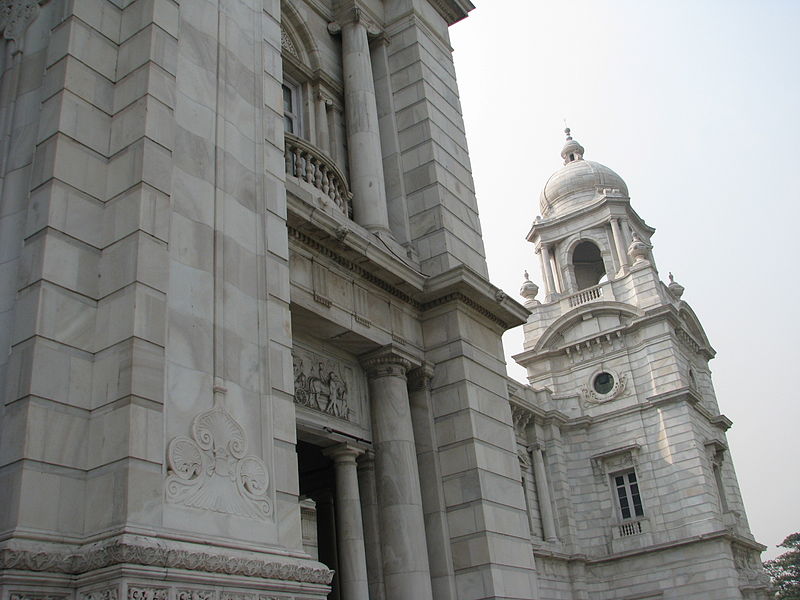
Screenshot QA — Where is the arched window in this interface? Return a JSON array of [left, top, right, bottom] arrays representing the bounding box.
[[573, 241, 606, 289]]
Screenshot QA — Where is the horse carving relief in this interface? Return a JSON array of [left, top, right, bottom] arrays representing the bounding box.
[[292, 350, 351, 420]]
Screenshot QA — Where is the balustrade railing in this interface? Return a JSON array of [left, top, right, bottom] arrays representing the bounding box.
[[284, 132, 353, 218], [567, 284, 603, 307]]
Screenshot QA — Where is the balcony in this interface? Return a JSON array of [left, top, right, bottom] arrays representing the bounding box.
[[284, 132, 353, 218]]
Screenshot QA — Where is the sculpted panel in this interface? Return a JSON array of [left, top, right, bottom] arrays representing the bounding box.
[[292, 347, 359, 423], [166, 395, 272, 520]]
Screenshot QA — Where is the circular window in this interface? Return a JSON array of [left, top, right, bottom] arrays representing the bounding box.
[[593, 372, 615, 395]]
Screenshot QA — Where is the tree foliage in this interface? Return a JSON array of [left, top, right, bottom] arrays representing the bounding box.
[[764, 533, 800, 599]]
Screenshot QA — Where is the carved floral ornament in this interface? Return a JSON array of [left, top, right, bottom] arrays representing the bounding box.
[[0, 541, 333, 584], [166, 393, 272, 520], [0, 0, 43, 45]]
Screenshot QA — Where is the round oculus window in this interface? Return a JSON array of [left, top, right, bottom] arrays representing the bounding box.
[[593, 372, 615, 395]]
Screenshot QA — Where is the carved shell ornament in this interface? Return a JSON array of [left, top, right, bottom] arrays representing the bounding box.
[[166, 395, 271, 519]]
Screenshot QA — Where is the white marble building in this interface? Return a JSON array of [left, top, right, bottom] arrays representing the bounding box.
[[0, 1, 770, 600]]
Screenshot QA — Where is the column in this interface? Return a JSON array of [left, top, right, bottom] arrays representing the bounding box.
[[323, 444, 370, 600], [358, 451, 386, 600], [532, 443, 558, 542], [332, 8, 391, 233], [408, 365, 457, 600], [541, 244, 557, 301], [362, 347, 433, 600], [610, 218, 629, 274], [315, 91, 331, 155]]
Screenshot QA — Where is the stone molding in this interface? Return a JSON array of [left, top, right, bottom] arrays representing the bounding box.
[[10, 594, 69, 600], [0, 542, 333, 584]]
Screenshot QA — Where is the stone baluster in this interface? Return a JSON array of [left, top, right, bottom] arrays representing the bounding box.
[[323, 444, 370, 600], [329, 8, 391, 233], [362, 347, 433, 600]]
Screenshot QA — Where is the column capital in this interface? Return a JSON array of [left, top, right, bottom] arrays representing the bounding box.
[[360, 345, 420, 379], [407, 362, 435, 392], [323, 442, 366, 463], [328, 5, 382, 36]]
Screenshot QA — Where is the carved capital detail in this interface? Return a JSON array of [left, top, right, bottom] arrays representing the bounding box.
[[361, 354, 412, 379], [407, 363, 435, 392], [0, 0, 41, 46]]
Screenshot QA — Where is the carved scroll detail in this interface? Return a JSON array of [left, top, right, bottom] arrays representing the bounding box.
[[166, 397, 271, 520]]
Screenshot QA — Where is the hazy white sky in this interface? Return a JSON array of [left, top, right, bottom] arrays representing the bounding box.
[[450, 0, 799, 560]]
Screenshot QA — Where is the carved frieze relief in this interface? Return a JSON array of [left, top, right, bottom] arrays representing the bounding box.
[[11, 594, 69, 600], [292, 345, 361, 423], [128, 588, 167, 600], [166, 394, 272, 520], [80, 589, 118, 600], [0, 542, 333, 584], [176, 591, 215, 600]]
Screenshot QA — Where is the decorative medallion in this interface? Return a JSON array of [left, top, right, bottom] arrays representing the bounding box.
[[582, 370, 627, 404], [166, 393, 271, 520]]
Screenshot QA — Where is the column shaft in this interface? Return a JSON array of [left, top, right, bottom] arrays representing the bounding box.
[[316, 92, 331, 155], [610, 218, 629, 273], [341, 19, 390, 233], [358, 453, 386, 600], [533, 445, 558, 542], [325, 444, 370, 600], [365, 356, 433, 600], [541, 244, 557, 300]]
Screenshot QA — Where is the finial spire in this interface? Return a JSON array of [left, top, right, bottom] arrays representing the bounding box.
[[560, 125, 584, 165]]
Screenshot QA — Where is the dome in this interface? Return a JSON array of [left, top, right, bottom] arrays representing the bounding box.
[[538, 130, 628, 217]]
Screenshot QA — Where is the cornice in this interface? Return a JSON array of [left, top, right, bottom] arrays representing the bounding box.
[[527, 195, 655, 244], [420, 265, 529, 331], [426, 0, 474, 26]]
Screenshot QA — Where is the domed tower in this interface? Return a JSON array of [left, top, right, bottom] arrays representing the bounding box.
[[510, 131, 771, 599]]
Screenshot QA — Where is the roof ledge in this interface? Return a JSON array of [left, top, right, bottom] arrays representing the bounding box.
[[428, 0, 475, 25]]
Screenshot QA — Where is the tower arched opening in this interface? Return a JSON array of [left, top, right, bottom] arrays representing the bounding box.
[[573, 241, 606, 290]]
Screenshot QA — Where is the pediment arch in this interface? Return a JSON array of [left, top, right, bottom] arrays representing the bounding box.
[[534, 301, 644, 353], [280, 1, 320, 73]]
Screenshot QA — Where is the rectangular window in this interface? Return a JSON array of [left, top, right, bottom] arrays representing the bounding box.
[[283, 82, 300, 134], [613, 469, 644, 520]]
